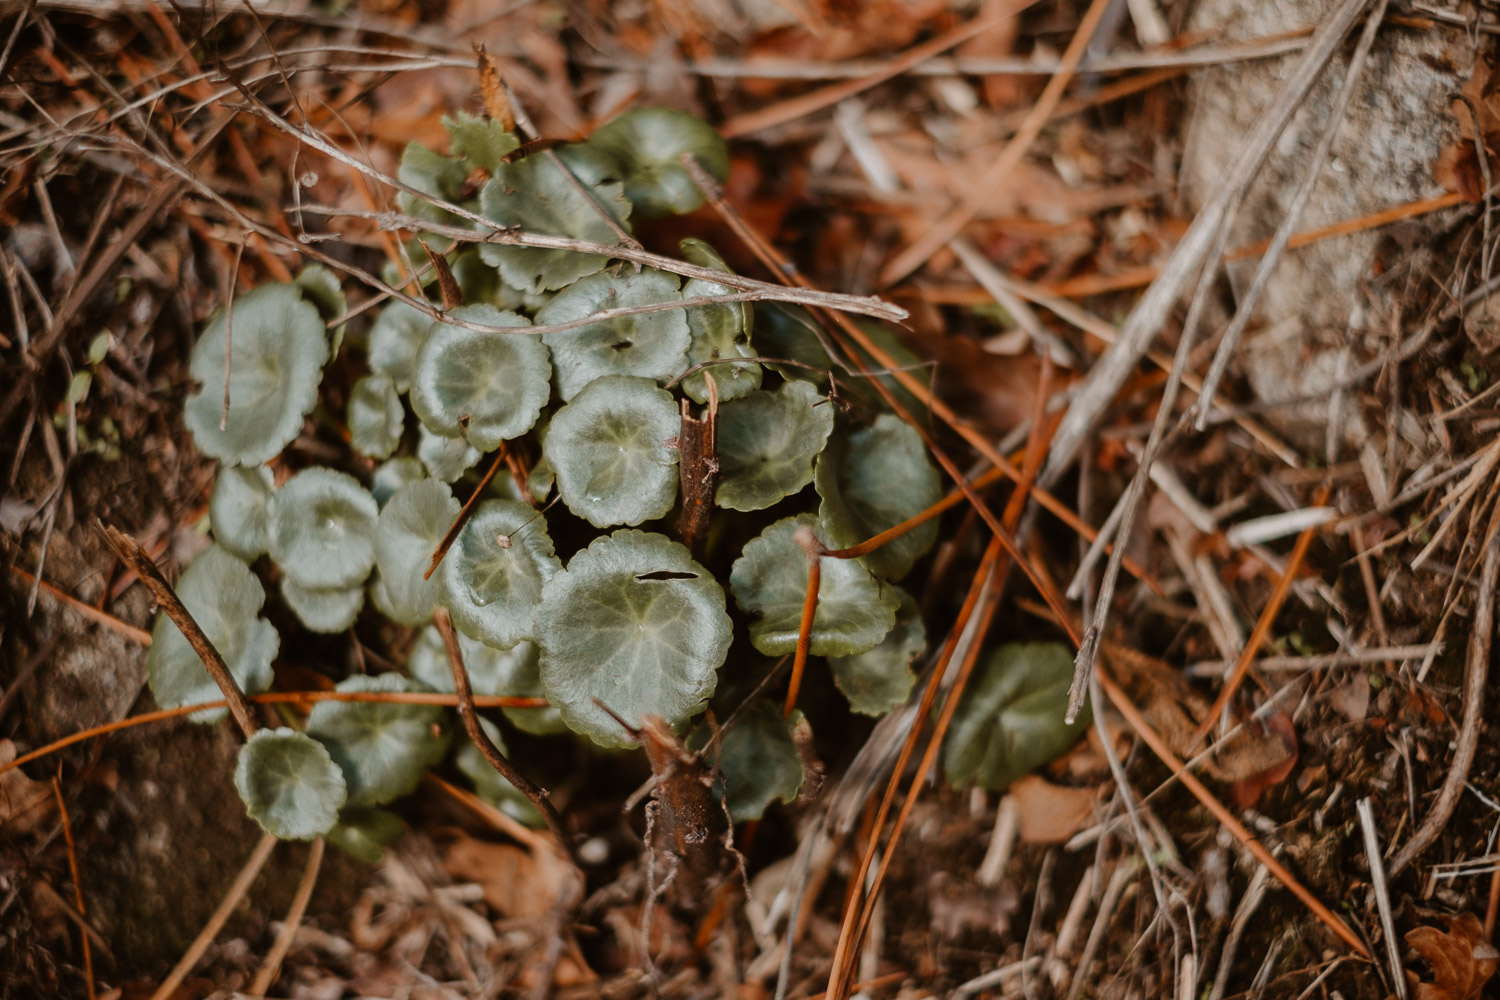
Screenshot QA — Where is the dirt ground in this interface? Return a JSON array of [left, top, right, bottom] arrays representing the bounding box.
[[3, 1, 1500, 999]]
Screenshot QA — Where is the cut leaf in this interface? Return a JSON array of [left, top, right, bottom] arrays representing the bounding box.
[[537, 268, 690, 400], [184, 283, 329, 466], [710, 700, 803, 822], [371, 457, 427, 506], [587, 107, 729, 219], [439, 499, 562, 649], [729, 514, 897, 657], [716, 380, 833, 511], [418, 425, 481, 482], [828, 588, 925, 716], [375, 479, 459, 627], [281, 577, 365, 634], [455, 717, 545, 827], [535, 530, 731, 748], [234, 728, 347, 840], [268, 467, 379, 590], [816, 414, 941, 580], [678, 238, 759, 403], [407, 626, 564, 735], [409, 304, 549, 451], [478, 142, 632, 294], [546, 375, 679, 527], [145, 545, 279, 723], [942, 642, 1092, 791], [368, 301, 435, 393], [209, 464, 276, 560], [327, 805, 405, 863], [306, 673, 452, 806], [348, 374, 405, 460]]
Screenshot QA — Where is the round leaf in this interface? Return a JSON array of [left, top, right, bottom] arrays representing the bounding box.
[[281, 577, 365, 634], [729, 514, 898, 657], [816, 414, 941, 580], [326, 806, 405, 863], [439, 499, 562, 649], [708, 700, 803, 822], [678, 238, 759, 404], [234, 728, 347, 840], [587, 107, 729, 219], [444, 112, 520, 173], [547, 375, 679, 527], [368, 301, 434, 393], [478, 143, 632, 294], [397, 139, 469, 225], [409, 304, 549, 450], [209, 464, 276, 560], [184, 284, 329, 466], [535, 530, 731, 748], [455, 717, 545, 827], [294, 263, 347, 352], [268, 467, 379, 590], [537, 268, 690, 401], [828, 588, 925, 716], [145, 545, 278, 723], [371, 457, 427, 506], [306, 673, 452, 806], [418, 425, 481, 482], [942, 642, 1092, 790], [375, 479, 459, 626], [348, 374, 405, 460], [716, 380, 834, 512], [408, 627, 563, 735]]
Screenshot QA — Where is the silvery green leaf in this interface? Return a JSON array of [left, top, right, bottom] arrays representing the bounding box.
[[716, 380, 833, 511], [418, 425, 481, 482], [281, 577, 365, 634], [397, 139, 470, 225], [184, 284, 329, 466], [306, 673, 451, 806], [537, 268, 689, 401], [702, 700, 802, 822], [374, 479, 458, 626], [209, 464, 276, 560], [368, 301, 434, 393], [371, 457, 426, 506], [294, 263, 347, 352], [348, 374, 405, 460], [678, 238, 759, 404], [267, 467, 379, 590], [439, 499, 561, 649], [407, 626, 564, 735], [828, 588, 924, 716], [535, 530, 730, 748], [235, 728, 347, 840], [326, 806, 405, 863], [444, 112, 520, 173], [546, 375, 679, 528], [409, 304, 549, 451], [586, 107, 729, 219]]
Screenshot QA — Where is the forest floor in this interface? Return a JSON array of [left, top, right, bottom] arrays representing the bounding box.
[[2, 1, 1499, 999]]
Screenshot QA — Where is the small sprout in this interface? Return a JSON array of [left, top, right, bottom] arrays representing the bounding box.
[[305, 673, 451, 806], [183, 283, 329, 467], [417, 425, 481, 482], [268, 467, 379, 590], [281, 577, 365, 634], [370, 456, 427, 506], [409, 304, 549, 451], [234, 728, 348, 840], [816, 413, 942, 581], [716, 380, 834, 511], [439, 499, 562, 649], [587, 107, 730, 219], [678, 238, 760, 403], [368, 301, 435, 393], [348, 374, 405, 460], [534, 530, 731, 748], [209, 464, 276, 561], [828, 588, 925, 716], [373, 479, 459, 627], [145, 544, 279, 723], [546, 375, 680, 527], [478, 142, 633, 294], [729, 514, 897, 657], [536, 268, 690, 400]]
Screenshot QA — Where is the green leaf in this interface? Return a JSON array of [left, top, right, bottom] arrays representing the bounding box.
[[444, 112, 521, 173], [729, 514, 898, 657], [478, 143, 632, 294], [709, 700, 803, 822], [678, 238, 759, 404], [941, 642, 1092, 790], [235, 728, 347, 840], [209, 464, 276, 560], [418, 425, 481, 482], [828, 588, 924, 716], [184, 284, 329, 466], [535, 530, 731, 748], [407, 626, 564, 735], [348, 374, 405, 460], [439, 499, 562, 649], [716, 380, 833, 511], [536, 268, 690, 400], [750, 302, 833, 385], [546, 375, 679, 528], [455, 717, 545, 827], [326, 806, 405, 863], [306, 673, 452, 806], [371, 457, 427, 506], [146, 545, 279, 723], [587, 107, 729, 219], [409, 304, 550, 451], [281, 577, 365, 634], [816, 414, 941, 580], [374, 479, 458, 626], [268, 467, 379, 590], [397, 139, 470, 225], [368, 301, 434, 393], [294, 263, 347, 353]]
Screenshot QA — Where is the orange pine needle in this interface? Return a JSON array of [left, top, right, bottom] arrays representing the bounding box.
[[11, 565, 153, 646], [784, 527, 824, 718], [51, 774, 96, 1000]]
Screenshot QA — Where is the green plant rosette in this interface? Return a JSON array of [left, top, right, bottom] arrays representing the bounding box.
[[536, 268, 690, 401]]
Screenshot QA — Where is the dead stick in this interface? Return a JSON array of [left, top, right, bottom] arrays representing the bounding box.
[[99, 521, 257, 739], [433, 606, 570, 853], [425, 447, 507, 580]]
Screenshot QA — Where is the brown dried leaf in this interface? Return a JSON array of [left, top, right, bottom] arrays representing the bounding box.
[[474, 44, 515, 133], [1010, 775, 1097, 844], [0, 739, 53, 836], [441, 834, 572, 920], [1405, 913, 1499, 1000]]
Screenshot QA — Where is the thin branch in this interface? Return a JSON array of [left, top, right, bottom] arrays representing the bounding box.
[[247, 838, 324, 998]]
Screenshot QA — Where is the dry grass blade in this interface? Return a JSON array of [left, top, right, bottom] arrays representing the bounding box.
[[50, 774, 95, 1000], [247, 837, 324, 998]]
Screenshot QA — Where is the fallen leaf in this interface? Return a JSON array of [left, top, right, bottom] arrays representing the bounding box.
[[1011, 774, 1098, 844], [441, 834, 571, 920], [0, 739, 53, 836], [1405, 912, 1499, 1000]]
